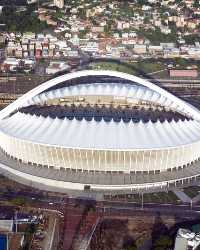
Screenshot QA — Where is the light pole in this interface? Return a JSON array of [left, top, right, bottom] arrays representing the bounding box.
[[141, 192, 144, 210], [6, 233, 9, 250]]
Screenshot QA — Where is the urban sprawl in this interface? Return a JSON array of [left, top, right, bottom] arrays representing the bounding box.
[[1, 0, 200, 76]]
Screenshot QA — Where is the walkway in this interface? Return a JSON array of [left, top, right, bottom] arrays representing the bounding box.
[[173, 190, 191, 203], [0, 150, 200, 189]]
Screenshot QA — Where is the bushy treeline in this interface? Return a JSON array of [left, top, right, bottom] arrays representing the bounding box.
[[0, 5, 49, 32]]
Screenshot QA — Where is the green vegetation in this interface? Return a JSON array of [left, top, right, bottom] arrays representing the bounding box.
[[10, 197, 27, 206], [89, 62, 137, 75], [105, 191, 179, 204], [193, 0, 200, 8], [123, 244, 138, 250], [22, 223, 36, 250], [137, 27, 178, 45], [0, 5, 49, 32], [183, 186, 200, 198], [153, 235, 173, 250], [184, 34, 200, 45], [123, 236, 138, 250], [143, 191, 179, 204], [136, 61, 164, 73], [89, 60, 165, 75]]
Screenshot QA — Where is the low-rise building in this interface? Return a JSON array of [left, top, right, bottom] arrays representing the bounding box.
[[80, 42, 99, 53], [92, 26, 104, 33], [169, 69, 198, 78], [174, 228, 200, 250], [149, 45, 163, 54], [133, 44, 147, 54], [0, 49, 5, 60], [54, 0, 64, 8], [46, 61, 70, 74]]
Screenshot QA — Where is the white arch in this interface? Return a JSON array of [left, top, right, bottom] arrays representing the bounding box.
[[0, 70, 200, 121]]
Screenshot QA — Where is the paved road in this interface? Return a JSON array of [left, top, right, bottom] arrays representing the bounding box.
[[146, 78, 200, 83], [96, 203, 200, 218], [0, 187, 200, 217]]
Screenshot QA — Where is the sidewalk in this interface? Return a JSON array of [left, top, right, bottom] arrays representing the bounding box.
[[192, 193, 200, 203], [173, 190, 191, 203]]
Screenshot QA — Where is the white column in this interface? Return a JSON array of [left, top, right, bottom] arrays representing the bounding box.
[[165, 149, 169, 170], [85, 150, 88, 171], [98, 151, 101, 171], [173, 148, 176, 169], [160, 150, 163, 171], [129, 151, 132, 172], [104, 151, 107, 172], [33, 143, 37, 164], [61, 147, 67, 168], [92, 149, 95, 171], [55, 146, 60, 168], [30, 142, 34, 164], [142, 151, 145, 172], [108, 151, 114, 170], [37, 144, 42, 165], [118, 151, 120, 170], [155, 150, 157, 173], [50, 147, 55, 167], [79, 149, 83, 171], [67, 148, 72, 169], [135, 151, 138, 171], [45, 146, 51, 167], [123, 151, 125, 171], [148, 151, 151, 173], [73, 148, 77, 171]]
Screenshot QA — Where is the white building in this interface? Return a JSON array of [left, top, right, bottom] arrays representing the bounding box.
[[174, 228, 200, 250], [53, 0, 64, 8], [46, 61, 70, 74]]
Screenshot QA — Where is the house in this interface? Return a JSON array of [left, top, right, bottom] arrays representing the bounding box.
[[133, 44, 147, 54]]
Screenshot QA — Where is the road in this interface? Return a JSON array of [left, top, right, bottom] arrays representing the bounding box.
[[0, 186, 200, 218], [146, 78, 200, 84], [97, 202, 199, 217]]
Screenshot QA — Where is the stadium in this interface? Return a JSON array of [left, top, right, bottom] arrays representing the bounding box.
[[0, 70, 200, 194]]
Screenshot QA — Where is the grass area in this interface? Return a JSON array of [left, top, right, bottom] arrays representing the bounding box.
[[143, 191, 180, 204], [183, 186, 200, 199], [104, 191, 180, 204], [89, 61, 165, 76], [89, 62, 137, 75]]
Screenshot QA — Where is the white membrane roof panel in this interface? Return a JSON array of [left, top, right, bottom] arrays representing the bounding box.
[[1, 112, 200, 150]]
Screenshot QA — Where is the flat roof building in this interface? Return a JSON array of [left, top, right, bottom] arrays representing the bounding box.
[[169, 69, 198, 78]]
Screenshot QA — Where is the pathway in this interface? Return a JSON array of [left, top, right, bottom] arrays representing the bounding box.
[[172, 190, 191, 203]]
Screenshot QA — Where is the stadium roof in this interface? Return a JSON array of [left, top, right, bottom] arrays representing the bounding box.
[[0, 112, 200, 150], [0, 70, 200, 151]]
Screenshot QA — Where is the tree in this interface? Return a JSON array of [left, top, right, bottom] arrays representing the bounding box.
[[0, 5, 49, 32], [123, 235, 138, 250], [11, 197, 26, 206], [193, 0, 200, 8], [153, 235, 172, 250], [123, 245, 137, 250]]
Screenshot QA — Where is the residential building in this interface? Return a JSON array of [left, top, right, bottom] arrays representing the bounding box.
[[54, 0, 64, 8]]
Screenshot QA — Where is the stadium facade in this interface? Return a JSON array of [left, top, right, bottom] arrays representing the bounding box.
[[0, 70, 200, 193]]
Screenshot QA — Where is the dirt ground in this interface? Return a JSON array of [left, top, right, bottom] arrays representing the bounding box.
[[89, 214, 189, 250], [9, 234, 23, 250]]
